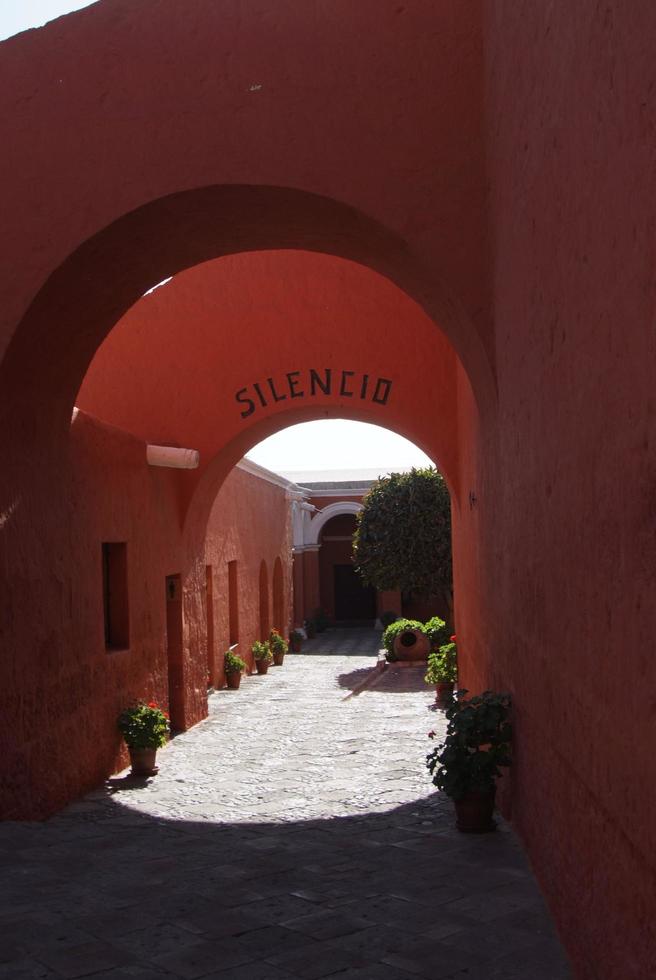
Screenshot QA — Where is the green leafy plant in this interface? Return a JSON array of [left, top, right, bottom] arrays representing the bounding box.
[[224, 649, 246, 674], [252, 640, 273, 663], [382, 618, 424, 660], [305, 619, 317, 638], [353, 468, 452, 599], [117, 701, 170, 749], [312, 608, 330, 633], [426, 690, 512, 800], [269, 629, 288, 656], [380, 610, 399, 628], [424, 641, 458, 684], [424, 615, 450, 650]]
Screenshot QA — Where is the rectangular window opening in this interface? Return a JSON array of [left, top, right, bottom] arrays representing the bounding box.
[[102, 542, 130, 650]]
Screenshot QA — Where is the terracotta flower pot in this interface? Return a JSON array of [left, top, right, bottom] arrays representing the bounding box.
[[226, 671, 242, 690], [455, 789, 496, 833], [290, 639, 302, 653], [129, 746, 158, 777], [272, 652, 285, 666], [435, 681, 454, 707], [255, 659, 270, 675]]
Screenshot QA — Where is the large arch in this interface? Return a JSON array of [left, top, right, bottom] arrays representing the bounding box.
[[0, 0, 493, 426]]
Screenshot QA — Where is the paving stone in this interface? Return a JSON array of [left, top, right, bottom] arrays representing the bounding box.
[[0, 633, 571, 980], [32, 939, 136, 978], [151, 938, 254, 978], [0, 956, 63, 979]]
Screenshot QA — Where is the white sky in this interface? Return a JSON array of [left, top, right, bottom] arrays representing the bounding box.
[[2, 3, 432, 475], [246, 420, 432, 474], [0, 1, 99, 41]]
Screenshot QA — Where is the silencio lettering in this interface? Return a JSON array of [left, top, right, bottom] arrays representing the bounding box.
[[235, 368, 393, 419]]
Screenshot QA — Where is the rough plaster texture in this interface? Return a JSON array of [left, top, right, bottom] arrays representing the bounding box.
[[204, 466, 293, 689]]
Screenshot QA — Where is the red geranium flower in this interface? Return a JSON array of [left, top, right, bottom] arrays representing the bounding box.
[[148, 702, 158, 709], [428, 730, 436, 739], [450, 635, 456, 642]]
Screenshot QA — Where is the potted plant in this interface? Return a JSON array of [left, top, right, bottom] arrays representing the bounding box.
[[312, 607, 330, 633], [224, 649, 246, 689], [289, 629, 303, 653], [424, 636, 458, 706], [423, 615, 450, 650], [117, 701, 170, 777], [426, 689, 512, 833], [252, 640, 273, 674], [305, 619, 317, 639], [269, 628, 288, 666]]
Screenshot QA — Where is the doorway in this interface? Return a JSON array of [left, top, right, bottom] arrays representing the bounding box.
[[333, 564, 377, 624]]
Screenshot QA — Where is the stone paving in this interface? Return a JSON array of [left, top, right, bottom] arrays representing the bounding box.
[[0, 630, 572, 979]]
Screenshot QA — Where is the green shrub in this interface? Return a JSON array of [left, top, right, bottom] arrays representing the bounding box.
[[117, 701, 170, 749], [252, 640, 273, 663], [224, 650, 246, 674], [353, 468, 452, 597], [423, 615, 449, 650], [424, 642, 457, 684], [312, 608, 330, 632], [269, 629, 288, 655], [426, 690, 512, 800]]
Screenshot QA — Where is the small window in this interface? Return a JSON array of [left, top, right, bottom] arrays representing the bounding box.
[[102, 542, 129, 650], [228, 560, 239, 645]]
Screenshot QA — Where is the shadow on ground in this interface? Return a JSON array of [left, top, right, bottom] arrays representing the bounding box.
[[0, 793, 571, 980]]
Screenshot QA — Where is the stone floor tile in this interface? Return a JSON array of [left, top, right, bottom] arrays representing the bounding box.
[[381, 939, 485, 979], [0, 956, 63, 979], [263, 938, 367, 979], [32, 939, 136, 978], [151, 938, 255, 979], [200, 964, 296, 980], [280, 909, 371, 941]]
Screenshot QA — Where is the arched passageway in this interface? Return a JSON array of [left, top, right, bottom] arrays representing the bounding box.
[[2, 5, 655, 979]]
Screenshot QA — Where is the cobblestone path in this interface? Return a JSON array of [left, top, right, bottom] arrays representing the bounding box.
[[0, 640, 571, 979]]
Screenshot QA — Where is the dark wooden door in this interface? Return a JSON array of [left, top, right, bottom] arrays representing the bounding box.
[[334, 564, 377, 623]]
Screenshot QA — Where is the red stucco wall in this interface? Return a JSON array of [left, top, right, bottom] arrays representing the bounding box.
[[0, 3, 655, 978], [204, 467, 293, 689], [450, 6, 656, 978], [0, 406, 292, 819]]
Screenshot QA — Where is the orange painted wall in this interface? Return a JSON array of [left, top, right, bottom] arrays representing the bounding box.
[[0, 406, 293, 818], [449, 7, 656, 978], [204, 467, 293, 689], [0, 4, 655, 978]]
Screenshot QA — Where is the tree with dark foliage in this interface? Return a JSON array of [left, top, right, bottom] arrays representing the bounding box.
[[352, 467, 452, 600]]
